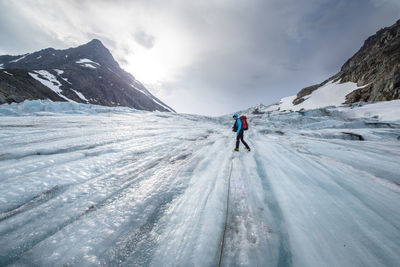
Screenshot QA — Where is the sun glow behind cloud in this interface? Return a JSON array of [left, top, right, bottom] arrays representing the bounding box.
[[122, 28, 194, 86]]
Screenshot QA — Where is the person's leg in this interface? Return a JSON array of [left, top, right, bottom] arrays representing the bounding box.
[[236, 133, 240, 149], [240, 133, 250, 149]]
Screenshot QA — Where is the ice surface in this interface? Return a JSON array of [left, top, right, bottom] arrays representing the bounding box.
[[0, 64, 4, 69], [336, 100, 400, 121], [0, 100, 136, 116], [0, 100, 399, 266]]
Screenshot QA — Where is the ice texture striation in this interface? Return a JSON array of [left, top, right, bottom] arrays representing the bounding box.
[[0, 100, 399, 266]]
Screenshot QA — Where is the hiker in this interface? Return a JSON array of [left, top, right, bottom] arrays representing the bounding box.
[[232, 113, 251, 151]]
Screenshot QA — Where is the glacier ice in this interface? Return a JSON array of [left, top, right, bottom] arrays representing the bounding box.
[[0, 100, 399, 266]]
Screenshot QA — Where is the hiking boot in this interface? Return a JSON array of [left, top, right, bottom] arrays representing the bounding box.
[[247, 148, 251, 151], [234, 148, 239, 151]]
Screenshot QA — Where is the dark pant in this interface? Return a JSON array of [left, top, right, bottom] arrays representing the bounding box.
[[236, 130, 249, 149]]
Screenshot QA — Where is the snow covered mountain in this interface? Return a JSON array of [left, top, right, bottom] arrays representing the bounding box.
[[0, 39, 174, 112], [0, 100, 399, 266], [284, 19, 400, 112]]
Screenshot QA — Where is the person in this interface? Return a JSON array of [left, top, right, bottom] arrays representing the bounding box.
[[232, 113, 250, 152]]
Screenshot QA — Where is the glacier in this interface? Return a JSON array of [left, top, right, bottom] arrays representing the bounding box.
[[0, 100, 399, 266]]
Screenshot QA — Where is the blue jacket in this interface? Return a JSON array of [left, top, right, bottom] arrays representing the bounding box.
[[235, 117, 242, 133]]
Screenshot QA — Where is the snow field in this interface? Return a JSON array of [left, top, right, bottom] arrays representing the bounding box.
[[276, 80, 369, 112]]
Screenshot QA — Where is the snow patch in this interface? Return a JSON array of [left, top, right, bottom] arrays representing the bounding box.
[[54, 69, 64, 75], [60, 77, 71, 84], [28, 70, 74, 102], [278, 95, 297, 112], [36, 55, 42, 59], [3, 71, 13, 76], [71, 89, 89, 102], [107, 67, 120, 77], [53, 69, 71, 84], [76, 58, 100, 65], [76, 58, 100, 69], [82, 64, 97, 69], [9, 53, 30, 63], [29, 70, 62, 93], [0, 64, 3, 69], [130, 84, 149, 96], [152, 98, 174, 112]]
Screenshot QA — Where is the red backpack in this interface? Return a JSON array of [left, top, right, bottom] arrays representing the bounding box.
[[240, 116, 248, 130]]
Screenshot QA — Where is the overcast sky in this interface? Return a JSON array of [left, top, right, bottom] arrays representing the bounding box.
[[1, 0, 399, 115]]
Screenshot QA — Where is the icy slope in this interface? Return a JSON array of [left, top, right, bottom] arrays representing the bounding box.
[[0, 101, 399, 266]]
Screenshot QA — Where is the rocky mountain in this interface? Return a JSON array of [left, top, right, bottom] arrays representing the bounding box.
[[293, 19, 400, 106], [0, 39, 174, 112]]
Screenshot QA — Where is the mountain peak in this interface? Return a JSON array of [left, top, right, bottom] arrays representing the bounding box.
[[76, 38, 108, 53], [84, 39, 106, 48], [71, 38, 118, 68]]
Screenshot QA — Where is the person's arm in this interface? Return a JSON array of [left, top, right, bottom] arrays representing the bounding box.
[[236, 118, 242, 133]]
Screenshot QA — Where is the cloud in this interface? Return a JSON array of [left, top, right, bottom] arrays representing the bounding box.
[[134, 30, 155, 49]]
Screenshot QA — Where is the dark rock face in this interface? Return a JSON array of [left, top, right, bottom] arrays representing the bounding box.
[[0, 39, 174, 112], [293, 19, 400, 105]]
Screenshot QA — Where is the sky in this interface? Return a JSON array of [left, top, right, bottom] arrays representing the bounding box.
[[0, 0, 399, 115]]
